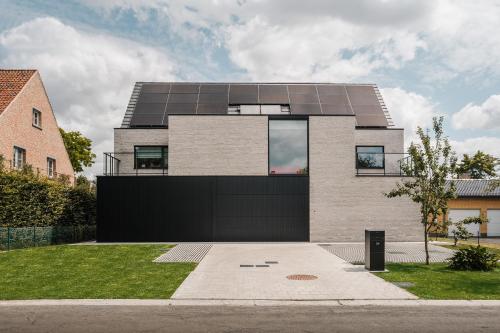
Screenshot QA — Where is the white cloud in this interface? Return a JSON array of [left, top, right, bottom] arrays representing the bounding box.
[[0, 17, 176, 176], [380, 87, 438, 145], [452, 94, 500, 130], [451, 137, 500, 159]]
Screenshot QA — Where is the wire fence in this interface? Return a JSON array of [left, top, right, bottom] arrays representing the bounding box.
[[0, 225, 96, 251]]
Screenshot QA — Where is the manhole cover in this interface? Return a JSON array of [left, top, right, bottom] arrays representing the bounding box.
[[286, 274, 318, 281]]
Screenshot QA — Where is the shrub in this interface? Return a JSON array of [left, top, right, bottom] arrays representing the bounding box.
[[448, 246, 498, 271]]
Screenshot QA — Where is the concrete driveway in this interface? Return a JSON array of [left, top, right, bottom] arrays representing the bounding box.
[[172, 243, 416, 300]]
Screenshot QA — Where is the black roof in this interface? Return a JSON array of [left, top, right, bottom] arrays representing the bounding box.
[[447, 179, 500, 198], [121, 82, 393, 128]]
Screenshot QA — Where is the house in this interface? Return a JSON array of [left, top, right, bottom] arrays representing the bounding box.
[[445, 179, 500, 237], [0, 69, 74, 182], [97, 82, 421, 242]]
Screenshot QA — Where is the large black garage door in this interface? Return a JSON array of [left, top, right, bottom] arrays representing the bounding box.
[[97, 176, 309, 242]]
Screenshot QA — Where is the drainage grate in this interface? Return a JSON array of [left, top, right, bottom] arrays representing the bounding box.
[[265, 261, 279, 264], [286, 274, 318, 281], [256, 264, 270, 267], [240, 265, 254, 267]]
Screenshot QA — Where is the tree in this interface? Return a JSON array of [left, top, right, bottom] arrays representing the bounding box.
[[451, 221, 472, 246], [456, 151, 498, 179], [59, 128, 96, 173], [385, 117, 457, 264]]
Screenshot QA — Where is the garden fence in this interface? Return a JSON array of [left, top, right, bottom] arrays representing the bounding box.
[[0, 225, 96, 251]]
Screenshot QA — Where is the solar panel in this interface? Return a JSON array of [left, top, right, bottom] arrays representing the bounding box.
[[137, 93, 168, 104], [168, 93, 198, 103], [290, 104, 322, 114], [259, 85, 288, 104], [229, 93, 258, 104], [229, 84, 258, 95], [355, 114, 388, 127], [288, 85, 316, 95], [133, 103, 166, 114], [170, 84, 199, 94], [198, 93, 228, 104], [316, 85, 345, 96], [321, 104, 353, 115], [141, 84, 170, 94], [346, 86, 379, 105], [197, 104, 228, 114], [289, 94, 319, 104], [200, 84, 228, 94], [129, 113, 165, 126], [166, 103, 197, 114], [318, 94, 349, 105]]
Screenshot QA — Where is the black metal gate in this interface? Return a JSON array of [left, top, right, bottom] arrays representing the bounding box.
[[97, 176, 309, 242]]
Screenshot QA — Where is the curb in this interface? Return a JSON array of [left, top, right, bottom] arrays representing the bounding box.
[[1, 299, 500, 307]]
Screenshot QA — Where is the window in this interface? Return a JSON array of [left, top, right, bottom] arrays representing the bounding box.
[[134, 146, 168, 169], [13, 146, 26, 169], [47, 158, 56, 178], [32, 108, 42, 128], [356, 146, 384, 169], [228, 105, 291, 115], [269, 119, 308, 175]]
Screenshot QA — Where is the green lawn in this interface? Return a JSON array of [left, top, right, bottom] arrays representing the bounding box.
[[375, 263, 500, 300], [0, 245, 196, 300], [439, 243, 500, 256]]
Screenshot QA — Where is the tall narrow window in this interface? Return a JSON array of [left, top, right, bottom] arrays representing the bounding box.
[[13, 146, 26, 169], [47, 158, 56, 178], [32, 108, 42, 128], [269, 119, 308, 175], [134, 146, 168, 169], [356, 146, 384, 169]]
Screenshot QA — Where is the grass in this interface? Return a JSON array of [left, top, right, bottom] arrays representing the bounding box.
[[439, 244, 500, 256], [375, 263, 500, 299], [433, 237, 500, 251], [0, 245, 196, 300]]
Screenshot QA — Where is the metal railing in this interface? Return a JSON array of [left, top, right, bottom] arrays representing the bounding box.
[[356, 152, 412, 176], [103, 152, 168, 176]]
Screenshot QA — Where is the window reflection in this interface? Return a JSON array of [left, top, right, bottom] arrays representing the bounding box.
[[269, 120, 308, 175]]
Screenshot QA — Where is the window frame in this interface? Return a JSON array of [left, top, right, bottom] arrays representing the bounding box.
[[133, 145, 168, 170], [268, 116, 309, 176], [355, 145, 385, 169], [32, 108, 42, 129], [47, 157, 56, 178], [13, 146, 26, 169]]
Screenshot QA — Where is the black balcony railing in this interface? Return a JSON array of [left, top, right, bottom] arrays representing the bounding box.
[[355, 152, 412, 176], [103, 152, 168, 176]]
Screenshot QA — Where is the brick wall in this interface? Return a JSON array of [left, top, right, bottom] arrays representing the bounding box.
[[0, 72, 74, 181]]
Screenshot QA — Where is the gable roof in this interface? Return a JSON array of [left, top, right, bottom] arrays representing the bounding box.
[[0, 69, 37, 115], [121, 82, 394, 128], [447, 179, 500, 198]]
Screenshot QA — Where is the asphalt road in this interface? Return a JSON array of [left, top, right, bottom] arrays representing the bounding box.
[[0, 305, 499, 333]]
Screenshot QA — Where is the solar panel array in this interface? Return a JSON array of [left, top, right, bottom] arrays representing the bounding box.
[[128, 83, 389, 127]]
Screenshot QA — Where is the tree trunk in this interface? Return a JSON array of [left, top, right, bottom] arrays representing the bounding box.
[[424, 224, 430, 265]]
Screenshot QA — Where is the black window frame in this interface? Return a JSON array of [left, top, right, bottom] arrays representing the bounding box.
[[355, 145, 385, 169], [134, 145, 168, 170], [32, 108, 42, 129], [268, 116, 309, 176]]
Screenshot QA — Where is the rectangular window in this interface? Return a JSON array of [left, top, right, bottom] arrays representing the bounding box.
[[47, 158, 56, 178], [13, 146, 26, 169], [356, 146, 384, 169], [134, 146, 168, 169], [32, 108, 42, 128], [269, 119, 308, 175]]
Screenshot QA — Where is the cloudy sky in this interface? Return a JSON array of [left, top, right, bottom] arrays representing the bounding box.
[[1, 0, 499, 176]]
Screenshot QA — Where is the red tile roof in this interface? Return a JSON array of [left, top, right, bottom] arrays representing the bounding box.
[[0, 69, 37, 115]]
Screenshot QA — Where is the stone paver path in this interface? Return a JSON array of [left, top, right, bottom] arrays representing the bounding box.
[[319, 242, 454, 264], [172, 243, 417, 300], [154, 244, 212, 263]]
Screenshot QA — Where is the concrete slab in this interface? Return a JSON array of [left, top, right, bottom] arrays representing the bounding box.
[[172, 243, 417, 300]]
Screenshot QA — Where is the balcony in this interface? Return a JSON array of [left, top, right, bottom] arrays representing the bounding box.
[[103, 152, 168, 176], [356, 152, 412, 176]]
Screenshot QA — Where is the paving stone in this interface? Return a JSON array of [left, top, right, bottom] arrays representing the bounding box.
[[153, 244, 212, 263]]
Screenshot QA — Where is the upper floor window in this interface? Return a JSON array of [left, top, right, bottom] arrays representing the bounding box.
[[13, 146, 26, 169], [228, 105, 291, 115], [134, 146, 168, 169], [47, 158, 56, 178], [32, 108, 42, 128], [356, 146, 384, 169], [269, 119, 308, 175]]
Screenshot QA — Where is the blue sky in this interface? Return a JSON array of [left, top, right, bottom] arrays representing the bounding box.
[[0, 0, 499, 175]]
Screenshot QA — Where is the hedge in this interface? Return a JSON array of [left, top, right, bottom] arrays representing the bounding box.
[[0, 169, 96, 227]]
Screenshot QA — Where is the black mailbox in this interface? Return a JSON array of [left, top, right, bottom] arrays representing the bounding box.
[[365, 230, 385, 271]]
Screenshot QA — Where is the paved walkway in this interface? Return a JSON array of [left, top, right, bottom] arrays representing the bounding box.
[[172, 243, 416, 300], [154, 244, 212, 263], [319, 242, 454, 264]]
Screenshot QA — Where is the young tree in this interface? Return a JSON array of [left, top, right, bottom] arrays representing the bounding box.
[[385, 117, 457, 264], [59, 128, 96, 173], [457, 151, 498, 179]]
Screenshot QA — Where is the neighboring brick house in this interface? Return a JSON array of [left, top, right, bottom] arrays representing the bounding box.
[[0, 69, 74, 182], [98, 82, 421, 242]]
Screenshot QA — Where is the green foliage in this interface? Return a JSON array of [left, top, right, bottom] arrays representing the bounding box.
[[385, 117, 457, 264], [448, 246, 498, 271], [451, 222, 473, 246], [457, 150, 498, 179], [461, 216, 488, 226], [59, 128, 96, 173], [0, 165, 95, 228]]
